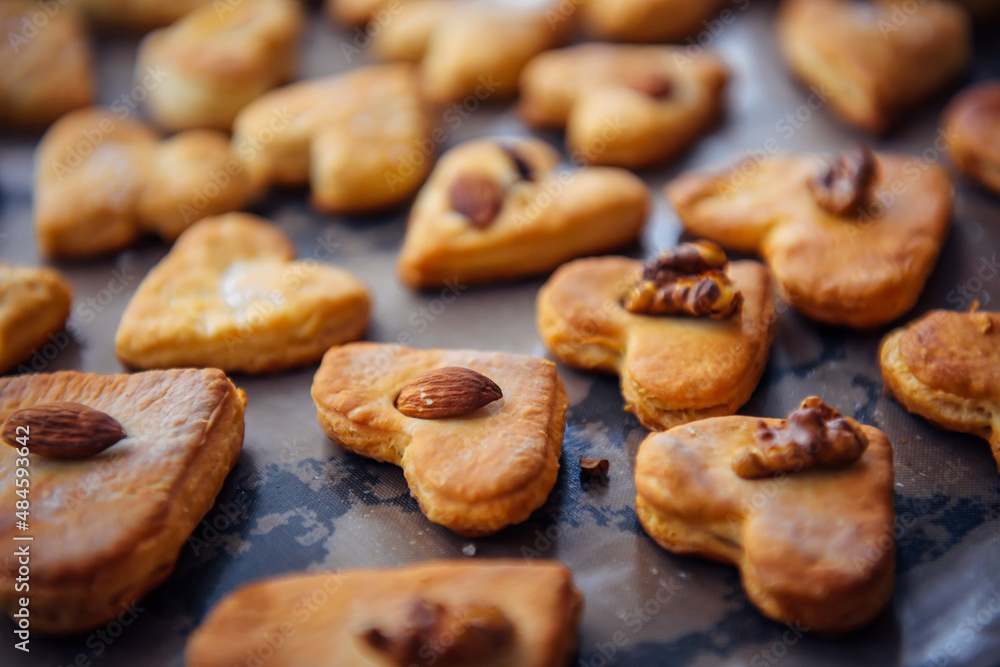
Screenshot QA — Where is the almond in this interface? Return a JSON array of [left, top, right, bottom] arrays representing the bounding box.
[[395, 367, 502, 419], [449, 173, 503, 229], [1, 401, 128, 459]]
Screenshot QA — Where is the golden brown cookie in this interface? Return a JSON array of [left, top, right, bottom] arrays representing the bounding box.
[[943, 82, 1000, 196], [0, 264, 72, 374], [312, 343, 567, 536], [34, 107, 255, 260], [115, 213, 370, 374], [397, 137, 650, 289], [666, 146, 952, 328], [636, 397, 896, 633], [231, 64, 433, 213], [881, 309, 1000, 472], [371, 1, 567, 105], [0, 368, 246, 635], [537, 242, 775, 431], [519, 44, 728, 169], [69, 0, 212, 30], [136, 0, 303, 131], [580, 0, 729, 43], [777, 0, 970, 133], [0, 1, 94, 129], [186, 560, 582, 667], [325, 0, 404, 26]]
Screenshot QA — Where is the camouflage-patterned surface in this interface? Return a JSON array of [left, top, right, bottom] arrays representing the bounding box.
[[1, 1, 999, 665]]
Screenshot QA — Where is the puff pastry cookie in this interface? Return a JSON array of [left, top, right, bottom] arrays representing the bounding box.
[[69, 0, 212, 30], [881, 309, 1000, 472], [537, 242, 775, 431], [0, 1, 94, 128], [187, 560, 582, 667], [312, 344, 567, 536], [232, 64, 432, 213], [116, 213, 370, 374], [397, 138, 650, 289], [0, 264, 72, 374], [34, 107, 255, 259], [943, 82, 1000, 196], [636, 397, 896, 632], [520, 44, 728, 169], [136, 0, 303, 131], [581, 0, 729, 43], [666, 146, 952, 328], [0, 368, 246, 634], [777, 0, 970, 133], [371, 1, 567, 105]]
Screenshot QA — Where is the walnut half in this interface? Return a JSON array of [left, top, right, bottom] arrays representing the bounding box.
[[732, 396, 869, 479], [623, 241, 743, 319], [807, 144, 877, 217], [358, 598, 515, 666]]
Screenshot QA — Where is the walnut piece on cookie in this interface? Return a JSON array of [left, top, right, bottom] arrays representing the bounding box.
[[666, 147, 952, 328], [0, 264, 72, 374], [636, 397, 895, 633], [136, 0, 304, 131], [311, 343, 567, 536], [0, 1, 95, 129], [0, 368, 246, 635], [777, 0, 970, 133], [519, 44, 728, 169], [186, 560, 582, 667], [881, 309, 1000, 472], [115, 213, 370, 374], [397, 138, 650, 289], [537, 243, 775, 431], [231, 64, 433, 213], [34, 107, 255, 260]]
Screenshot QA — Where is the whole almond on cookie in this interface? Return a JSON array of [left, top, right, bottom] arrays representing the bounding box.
[[1, 402, 127, 459], [395, 367, 502, 419]]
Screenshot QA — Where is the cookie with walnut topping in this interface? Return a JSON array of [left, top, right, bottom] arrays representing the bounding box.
[[311, 343, 567, 536], [880, 309, 1000, 473], [519, 44, 728, 169], [536, 242, 775, 431], [666, 145, 952, 328], [635, 396, 895, 632], [136, 0, 303, 131], [777, 0, 970, 133], [397, 138, 650, 289], [186, 560, 582, 667]]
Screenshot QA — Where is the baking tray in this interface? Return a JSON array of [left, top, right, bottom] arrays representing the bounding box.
[[2, 1, 1000, 665]]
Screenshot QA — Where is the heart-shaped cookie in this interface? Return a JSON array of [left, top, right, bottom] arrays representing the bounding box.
[[636, 397, 896, 633], [187, 560, 582, 667], [537, 242, 775, 431], [311, 343, 567, 537], [881, 308, 1000, 472], [0, 368, 246, 634], [115, 213, 370, 374], [370, 1, 567, 105], [519, 44, 728, 168], [34, 107, 256, 260], [666, 146, 952, 328], [397, 138, 650, 289], [136, 0, 303, 131], [777, 0, 970, 133], [0, 0, 94, 129], [231, 64, 433, 213], [0, 264, 72, 374], [581, 0, 729, 43]]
